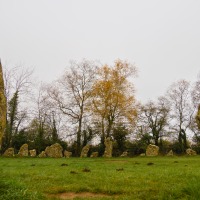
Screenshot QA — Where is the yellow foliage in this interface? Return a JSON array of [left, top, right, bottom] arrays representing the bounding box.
[[91, 60, 137, 136]]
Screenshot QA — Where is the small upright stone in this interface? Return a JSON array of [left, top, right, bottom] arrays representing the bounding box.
[[80, 145, 90, 158], [29, 149, 37, 157], [146, 144, 159, 156], [186, 148, 197, 156], [120, 151, 128, 157], [167, 150, 173, 156], [90, 152, 98, 158], [18, 144, 29, 157], [3, 147, 14, 157], [64, 150, 72, 158], [38, 151, 46, 158], [45, 143, 63, 158], [103, 137, 113, 158]]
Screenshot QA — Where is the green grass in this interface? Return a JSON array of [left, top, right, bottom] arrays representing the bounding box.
[[1, 156, 200, 199]]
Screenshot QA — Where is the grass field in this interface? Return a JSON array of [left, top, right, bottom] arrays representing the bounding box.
[[1, 156, 200, 200]]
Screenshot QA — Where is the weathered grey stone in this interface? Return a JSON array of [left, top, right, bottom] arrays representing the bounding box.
[[3, 147, 14, 157], [186, 148, 197, 156], [146, 144, 159, 156], [90, 152, 99, 158], [120, 151, 128, 157], [140, 153, 146, 156], [64, 150, 72, 158], [38, 151, 46, 158], [167, 150, 173, 156], [18, 144, 28, 157], [45, 143, 63, 158], [80, 145, 90, 158], [29, 149, 37, 157], [103, 137, 113, 158]]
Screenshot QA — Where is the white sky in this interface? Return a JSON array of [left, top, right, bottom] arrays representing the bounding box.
[[0, 0, 200, 102]]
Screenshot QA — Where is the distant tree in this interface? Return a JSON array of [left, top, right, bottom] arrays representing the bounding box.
[[27, 85, 63, 153], [91, 60, 137, 146], [48, 60, 97, 156], [137, 97, 170, 146], [167, 80, 195, 153], [113, 124, 129, 154], [2, 66, 33, 150], [0, 61, 7, 151], [192, 78, 200, 108]]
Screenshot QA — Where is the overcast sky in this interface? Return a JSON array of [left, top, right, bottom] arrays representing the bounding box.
[[0, 0, 200, 102]]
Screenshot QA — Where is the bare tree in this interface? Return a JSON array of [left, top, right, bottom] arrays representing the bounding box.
[[167, 80, 195, 152], [47, 60, 97, 155], [2, 65, 33, 149], [27, 84, 64, 152], [191, 78, 200, 108]]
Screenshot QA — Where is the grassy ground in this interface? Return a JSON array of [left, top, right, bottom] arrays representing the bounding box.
[[1, 156, 200, 200]]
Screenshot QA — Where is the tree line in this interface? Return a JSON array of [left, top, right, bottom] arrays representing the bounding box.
[[0, 59, 200, 156]]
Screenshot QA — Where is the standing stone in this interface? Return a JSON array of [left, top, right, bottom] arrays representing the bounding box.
[[120, 151, 128, 157], [45, 143, 63, 158], [3, 147, 14, 157], [186, 148, 197, 155], [167, 150, 174, 156], [103, 137, 113, 158], [64, 150, 72, 158], [0, 61, 7, 150], [18, 144, 29, 157], [80, 145, 90, 158], [38, 151, 46, 158], [29, 149, 37, 157], [146, 144, 159, 156], [90, 152, 99, 158]]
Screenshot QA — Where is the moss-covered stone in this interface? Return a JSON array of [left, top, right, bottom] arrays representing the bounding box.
[[64, 150, 72, 158], [3, 147, 14, 157], [18, 144, 29, 157], [146, 144, 159, 156], [80, 145, 90, 158], [29, 149, 37, 157], [103, 137, 113, 158], [45, 143, 63, 158]]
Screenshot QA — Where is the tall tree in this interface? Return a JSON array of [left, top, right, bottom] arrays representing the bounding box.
[[91, 60, 137, 145], [2, 66, 33, 150], [167, 80, 195, 152], [0, 60, 7, 151], [48, 60, 97, 155]]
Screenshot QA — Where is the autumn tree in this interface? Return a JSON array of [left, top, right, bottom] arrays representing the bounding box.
[[91, 60, 137, 146], [167, 80, 195, 153], [137, 97, 170, 147], [0, 60, 7, 151], [48, 60, 97, 155]]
